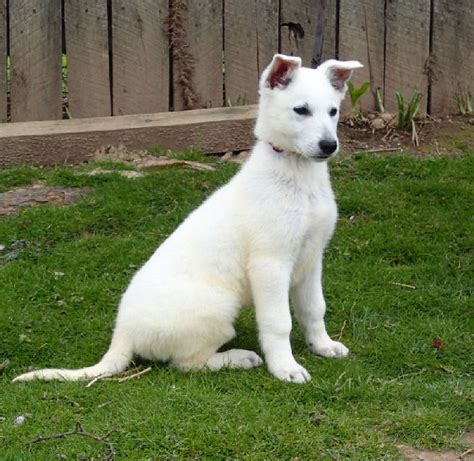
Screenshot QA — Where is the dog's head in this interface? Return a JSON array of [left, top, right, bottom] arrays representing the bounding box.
[[255, 54, 363, 161]]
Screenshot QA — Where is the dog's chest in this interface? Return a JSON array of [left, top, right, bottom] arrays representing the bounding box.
[[289, 185, 337, 282], [300, 187, 337, 241]]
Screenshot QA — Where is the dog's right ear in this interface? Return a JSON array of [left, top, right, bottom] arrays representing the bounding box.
[[318, 59, 363, 92], [260, 54, 302, 90]]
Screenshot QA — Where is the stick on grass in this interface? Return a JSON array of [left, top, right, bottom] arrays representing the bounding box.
[[28, 422, 116, 460]]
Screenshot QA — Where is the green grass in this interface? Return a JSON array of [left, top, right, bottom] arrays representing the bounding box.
[[0, 153, 473, 460]]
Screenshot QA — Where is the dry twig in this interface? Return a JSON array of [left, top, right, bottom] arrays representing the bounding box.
[[458, 447, 473, 460], [335, 320, 347, 341], [116, 366, 152, 383], [85, 373, 112, 388], [390, 282, 416, 290], [355, 147, 401, 154], [411, 119, 420, 147], [28, 422, 116, 460]]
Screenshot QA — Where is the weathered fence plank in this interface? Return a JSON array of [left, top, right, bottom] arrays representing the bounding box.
[[173, 0, 223, 110], [112, 0, 169, 115], [0, 105, 258, 166], [224, 0, 278, 106], [431, 0, 474, 115], [384, 0, 431, 114], [10, 0, 62, 122], [0, 0, 6, 122], [280, 0, 337, 67], [64, 0, 111, 118], [339, 0, 384, 112]]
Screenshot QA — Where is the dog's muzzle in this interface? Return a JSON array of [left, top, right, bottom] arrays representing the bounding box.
[[313, 139, 338, 160]]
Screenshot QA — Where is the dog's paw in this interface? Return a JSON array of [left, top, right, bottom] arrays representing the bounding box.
[[269, 361, 311, 384], [309, 339, 349, 358], [228, 349, 264, 369]]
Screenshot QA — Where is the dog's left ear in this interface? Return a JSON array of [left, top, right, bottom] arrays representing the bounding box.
[[319, 60, 363, 91], [261, 54, 302, 90]]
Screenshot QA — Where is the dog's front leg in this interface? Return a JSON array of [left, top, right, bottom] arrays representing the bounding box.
[[250, 256, 311, 383], [291, 258, 349, 358]]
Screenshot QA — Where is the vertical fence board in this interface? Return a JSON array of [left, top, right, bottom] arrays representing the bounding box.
[[224, 0, 278, 106], [384, 0, 430, 114], [0, 0, 6, 122], [280, 0, 336, 67], [10, 0, 62, 122], [64, 0, 111, 118], [431, 0, 474, 115], [321, 0, 337, 62], [173, 0, 223, 110], [112, 0, 168, 116], [339, 0, 384, 112]]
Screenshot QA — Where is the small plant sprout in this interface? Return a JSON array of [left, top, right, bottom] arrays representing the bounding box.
[[454, 88, 472, 115], [347, 81, 370, 113], [395, 90, 422, 130], [375, 87, 385, 113]]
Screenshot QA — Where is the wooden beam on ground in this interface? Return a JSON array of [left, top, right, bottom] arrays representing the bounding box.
[[0, 105, 258, 167]]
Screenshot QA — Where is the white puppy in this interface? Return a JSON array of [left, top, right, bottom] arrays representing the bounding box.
[[14, 54, 362, 384]]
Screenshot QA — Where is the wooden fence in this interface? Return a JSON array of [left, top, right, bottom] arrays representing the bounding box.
[[0, 0, 473, 124]]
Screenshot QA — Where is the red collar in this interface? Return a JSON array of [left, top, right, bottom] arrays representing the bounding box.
[[269, 142, 284, 153]]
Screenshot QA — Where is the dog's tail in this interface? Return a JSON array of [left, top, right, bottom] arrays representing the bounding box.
[[12, 332, 133, 382]]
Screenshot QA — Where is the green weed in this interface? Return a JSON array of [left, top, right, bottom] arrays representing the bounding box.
[[347, 81, 370, 113], [396, 91, 422, 130], [454, 88, 472, 115]]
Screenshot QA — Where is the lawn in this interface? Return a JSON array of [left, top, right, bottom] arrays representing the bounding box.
[[0, 152, 472, 460]]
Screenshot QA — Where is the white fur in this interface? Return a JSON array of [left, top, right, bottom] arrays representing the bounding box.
[[14, 55, 362, 384]]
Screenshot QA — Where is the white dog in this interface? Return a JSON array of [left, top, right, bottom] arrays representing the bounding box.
[[14, 54, 362, 384]]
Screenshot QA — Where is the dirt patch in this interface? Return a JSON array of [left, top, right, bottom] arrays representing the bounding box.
[[0, 185, 90, 216], [398, 430, 474, 461], [84, 168, 145, 179], [338, 114, 474, 157], [94, 145, 215, 172]]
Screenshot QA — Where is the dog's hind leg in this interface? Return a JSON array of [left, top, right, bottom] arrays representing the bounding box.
[[206, 349, 263, 371]]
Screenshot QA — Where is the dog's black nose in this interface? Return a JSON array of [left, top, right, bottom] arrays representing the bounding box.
[[319, 140, 338, 156]]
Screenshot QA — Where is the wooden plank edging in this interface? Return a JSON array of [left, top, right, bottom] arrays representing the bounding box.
[[0, 106, 258, 167]]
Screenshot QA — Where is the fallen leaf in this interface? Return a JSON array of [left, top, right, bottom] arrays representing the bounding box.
[[432, 337, 444, 349]]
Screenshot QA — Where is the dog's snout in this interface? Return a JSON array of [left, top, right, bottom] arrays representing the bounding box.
[[319, 140, 338, 156]]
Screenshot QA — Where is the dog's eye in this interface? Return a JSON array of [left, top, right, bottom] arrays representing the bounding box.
[[293, 105, 311, 116], [329, 107, 338, 117]]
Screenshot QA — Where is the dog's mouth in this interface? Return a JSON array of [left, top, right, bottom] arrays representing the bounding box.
[[311, 151, 338, 162]]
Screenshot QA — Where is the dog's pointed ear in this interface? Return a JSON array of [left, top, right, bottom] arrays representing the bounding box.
[[261, 54, 302, 90], [319, 59, 363, 91]]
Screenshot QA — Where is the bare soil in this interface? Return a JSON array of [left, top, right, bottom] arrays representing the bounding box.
[[0, 185, 90, 216], [398, 430, 474, 461], [338, 114, 474, 157]]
